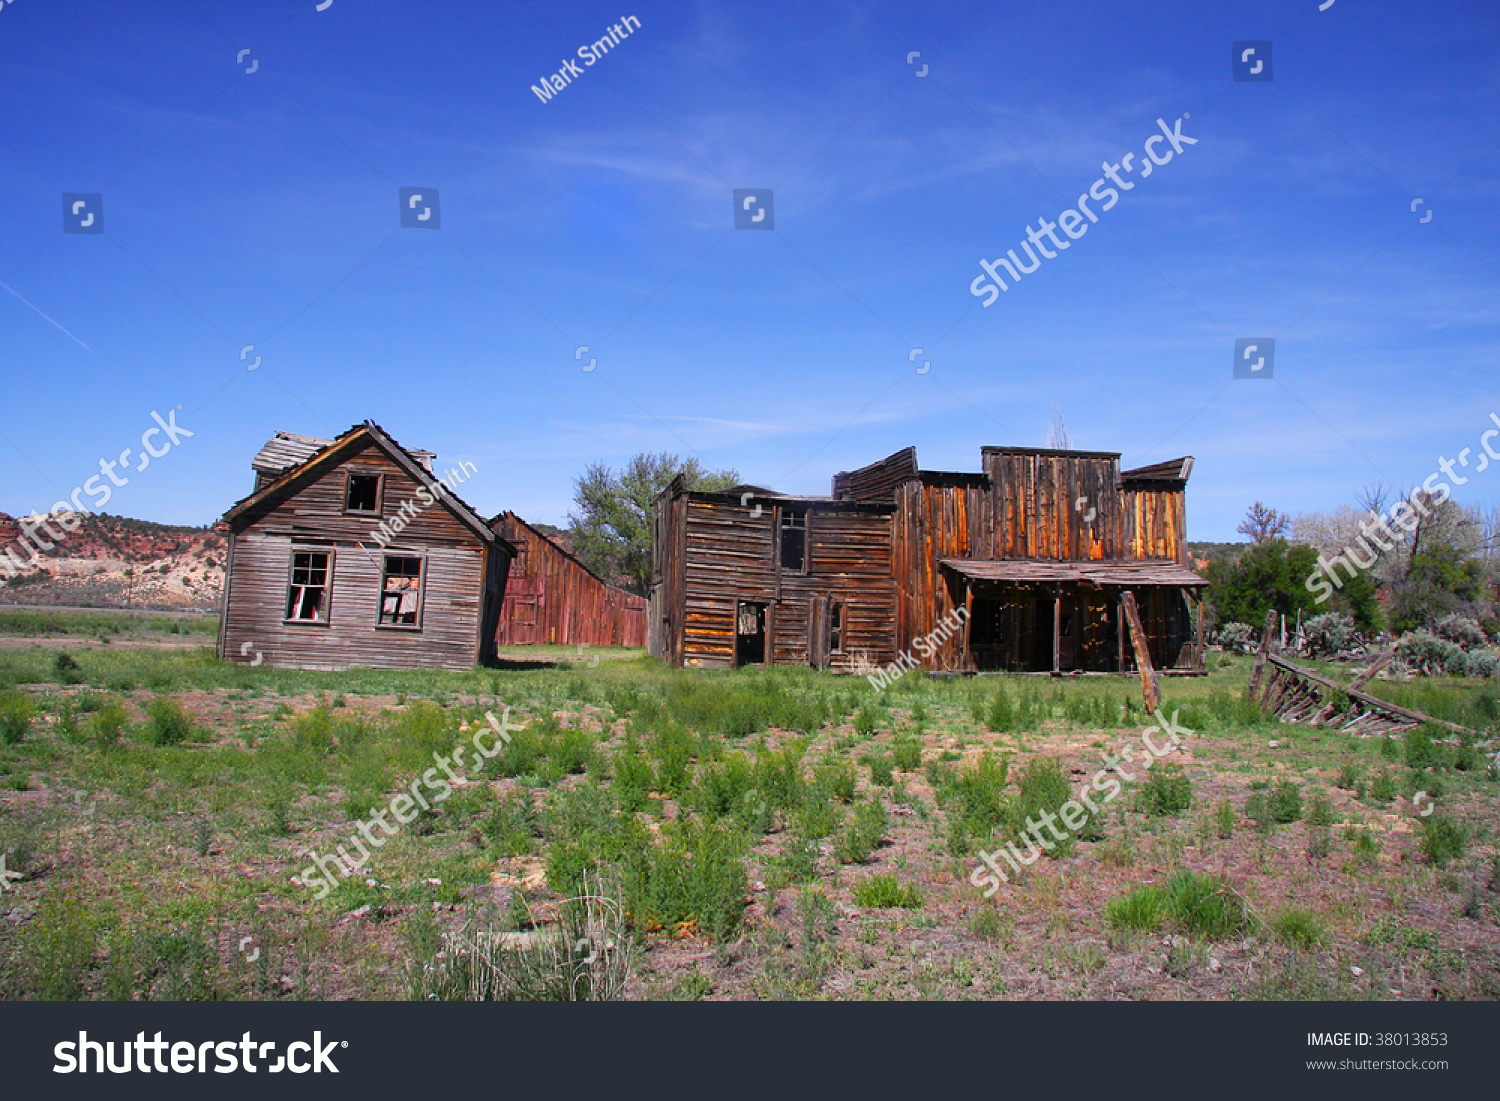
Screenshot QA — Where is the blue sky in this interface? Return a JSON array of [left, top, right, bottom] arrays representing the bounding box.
[[1, 0, 1497, 539]]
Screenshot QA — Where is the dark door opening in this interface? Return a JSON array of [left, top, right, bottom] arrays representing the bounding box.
[[735, 601, 767, 666]]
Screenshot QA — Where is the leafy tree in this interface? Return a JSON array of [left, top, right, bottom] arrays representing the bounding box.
[[1205, 538, 1322, 628], [568, 452, 739, 595]]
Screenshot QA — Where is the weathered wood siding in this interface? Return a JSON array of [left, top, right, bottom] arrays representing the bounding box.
[[649, 490, 899, 670], [892, 477, 991, 672], [777, 506, 900, 671], [1121, 486, 1187, 562], [982, 448, 1122, 560], [220, 441, 489, 671], [493, 514, 646, 648], [832, 447, 919, 501]]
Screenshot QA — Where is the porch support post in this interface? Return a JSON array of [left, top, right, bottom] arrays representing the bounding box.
[[1052, 587, 1062, 676]]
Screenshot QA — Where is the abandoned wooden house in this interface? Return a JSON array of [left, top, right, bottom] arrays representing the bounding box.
[[647, 445, 1207, 676], [218, 422, 514, 671], [492, 511, 647, 648]]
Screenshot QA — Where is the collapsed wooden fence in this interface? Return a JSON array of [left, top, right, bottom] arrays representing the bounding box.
[[1245, 610, 1479, 739]]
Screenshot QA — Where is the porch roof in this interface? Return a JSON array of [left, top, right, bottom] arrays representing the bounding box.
[[939, 557, 1208, 587]]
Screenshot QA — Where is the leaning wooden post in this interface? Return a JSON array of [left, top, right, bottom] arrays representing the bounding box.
[[1247, 608, 1278, 703], [1348, 648, 1395, 691], [1120, 591, 1159, 713], [1052, 590, 1062, 676]]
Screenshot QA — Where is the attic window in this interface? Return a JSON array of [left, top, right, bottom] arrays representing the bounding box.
[[780, 508, 807, 573], [345, 472, 382, 513]]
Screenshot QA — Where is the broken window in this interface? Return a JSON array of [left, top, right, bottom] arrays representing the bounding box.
[[286, 552, 331, 621], [378, 556, 423, 627], [829, 601, 844, 653], [345, 472, 382, 513], [779, 508, 807, 573]]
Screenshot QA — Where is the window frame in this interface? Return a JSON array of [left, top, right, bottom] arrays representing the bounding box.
[[375, 552, 427, 631], [778, 506, 808, 575], [342, 470, 385, 516], [283, 548, 335, 625]]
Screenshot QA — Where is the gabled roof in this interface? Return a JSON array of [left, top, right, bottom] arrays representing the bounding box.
[[224, 421, 506, 549]]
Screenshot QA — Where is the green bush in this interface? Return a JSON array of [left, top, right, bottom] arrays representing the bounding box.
[[52, 651, 83, 685], [852, 705, 882, 738], [864, 754, 894, 787], [1369, 770, 1397, 804], [1268, 781, 1303, 823], [1404, 726, 1446, 771], [1270, 907, 1326, 949], [1214, 798, 1235, 839], [145, 696, 195, 746], [891, 735, 922, 772], [610, 736, 656, 812], [814, 759, 857, 803], [1104, 885, 1167, 931], [1161, 871, 1249, 940], [621, 818, 748, 941], [986, 686, 1017, 732], [1140, 763, 1193, 817], [92, 699, 130, 749], [834, 797, 887, 864], [1009, 756, 1092, 852], [1419, 814, 1467, 867], [851, 874, 923, 909], [0, 691, 35, 746], [938, 752, 1010, 836]]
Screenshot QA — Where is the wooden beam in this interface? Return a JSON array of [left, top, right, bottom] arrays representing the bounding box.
[[1193, 596, 1207, 671], [1120, 590, 1159, 712], [1052, 590, 1062, 676], [1348, 648, 1395, 691], [1247, 608, 1278, 702]]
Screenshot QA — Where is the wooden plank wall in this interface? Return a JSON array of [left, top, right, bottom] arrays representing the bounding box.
[[1121, 487, 1187, 562], [892, 479, 992, 672], [654, 495, 900, 670], [493, 515, 646, 648], [680, 499, 775, 667], [982, 450, 1122, 560], [777, 508, 900, 671], [220, 441, 489, 671]]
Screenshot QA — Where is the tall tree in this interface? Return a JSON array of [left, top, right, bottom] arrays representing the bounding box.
[[567, 452, 739, 595], [1237, 501, 1291, 545]]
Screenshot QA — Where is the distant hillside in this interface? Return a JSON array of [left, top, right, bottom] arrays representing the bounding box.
[[0, 512, 225, 611]]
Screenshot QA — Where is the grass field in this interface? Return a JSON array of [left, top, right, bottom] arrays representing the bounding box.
[[0, 609, 1496, 1001]]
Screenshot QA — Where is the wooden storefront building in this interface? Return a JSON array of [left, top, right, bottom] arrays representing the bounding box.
[[648, 445, 1207, 675], [218, 422, 514, 671], [492, 511, 647, 648]]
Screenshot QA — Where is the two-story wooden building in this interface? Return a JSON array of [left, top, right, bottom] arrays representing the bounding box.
[[648, 445, 1207, 675]]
